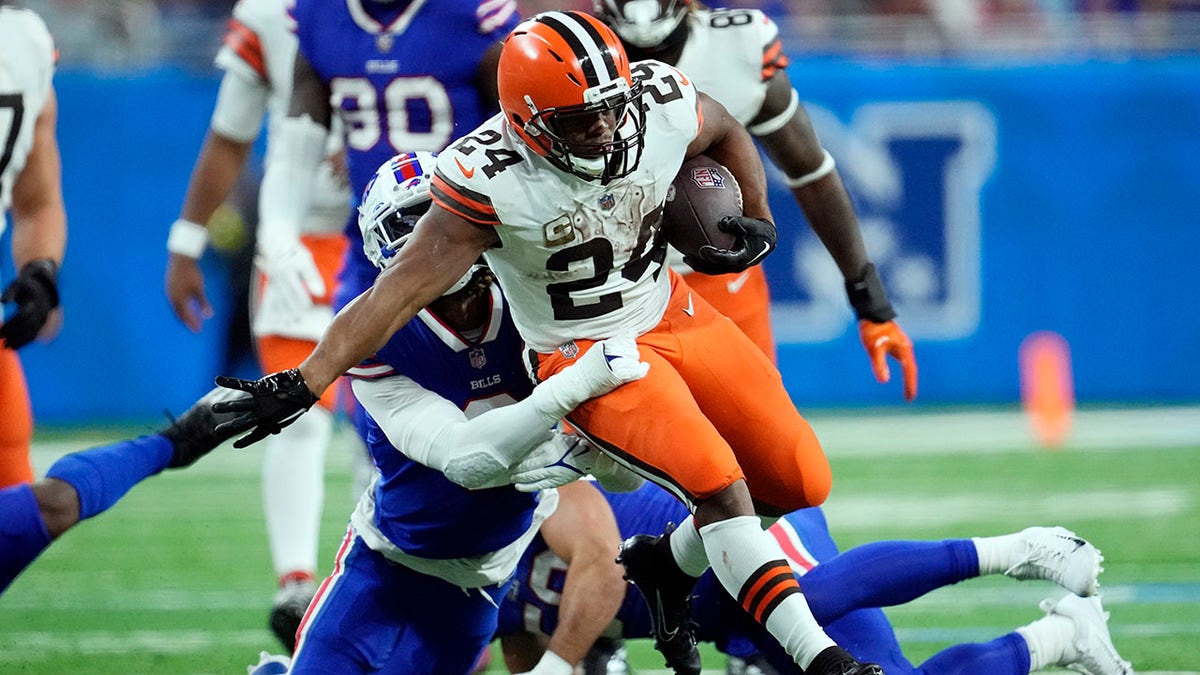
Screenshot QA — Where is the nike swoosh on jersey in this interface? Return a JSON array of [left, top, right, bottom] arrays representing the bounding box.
[[454, 157, 475, 179], [726, 271, 751, 294], [682, 292, 694, 316]]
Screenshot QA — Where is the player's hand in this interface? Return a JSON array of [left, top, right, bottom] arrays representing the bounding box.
[[256, 240, 325, 317], [212, 369, 320, 448], [510, 430, 596, 492], [858, 319, 918, 402], [571, 333, 650, 396], [683, 216, 777, 275], [0, 259, 59, 350], [165, 253, 213, 333]]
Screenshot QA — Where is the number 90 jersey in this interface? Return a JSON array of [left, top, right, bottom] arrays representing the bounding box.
[[0, 5, 55, 218], [431, 61, 701, 353]]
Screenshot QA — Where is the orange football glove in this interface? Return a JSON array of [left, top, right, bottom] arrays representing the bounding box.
[[858, 320, 918, 401]]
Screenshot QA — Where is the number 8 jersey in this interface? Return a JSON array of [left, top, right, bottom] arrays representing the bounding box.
[[0, 5, 54, 219], [431, 60, 701, 353]]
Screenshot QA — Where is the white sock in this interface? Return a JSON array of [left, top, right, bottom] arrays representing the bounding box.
[[699, 515, 835, 669], [668, 515, 710, 578], [263, 406, 331, 580], [1016, 613, 1074, 669], [973, 531, 1025, 575]]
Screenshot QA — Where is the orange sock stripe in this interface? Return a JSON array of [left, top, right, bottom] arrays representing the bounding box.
[[752, 576, 800, 624], [737, 561, 797, 621]]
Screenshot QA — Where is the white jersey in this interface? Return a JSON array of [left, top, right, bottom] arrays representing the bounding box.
[[0, 5, 55, 224], [674, 8, 785, 127], [668, 8, 789, 272], [215, 0, 348, 234], [431, 61, 701, 353]]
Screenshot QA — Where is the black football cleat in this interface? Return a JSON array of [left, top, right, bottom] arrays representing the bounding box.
[[269, 578, 316, 653], [581, 636, 630, 675], [616, 532, 701, 675], [162, 387, 249, 469], [806, 646, 884, 675]]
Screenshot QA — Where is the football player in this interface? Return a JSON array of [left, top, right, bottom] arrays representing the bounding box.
[[218, 152, 647, 674], [0, 387, 245, 595], [162, 0, 354, 647], [0, 1, 67, 489], [216, 12, 886, 675], [496, 480, 1134, 675], [595, 0, 919, 380]]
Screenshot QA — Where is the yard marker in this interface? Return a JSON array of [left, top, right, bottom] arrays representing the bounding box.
[[1019, 331, 1075, 449]]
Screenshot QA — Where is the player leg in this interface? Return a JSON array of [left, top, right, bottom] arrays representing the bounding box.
[[253, 234, 343, 651], [0, 349, 35, 487], [0, 483, 52, 593], [682, 266, 776, 362], [291, 527, 507, 675]]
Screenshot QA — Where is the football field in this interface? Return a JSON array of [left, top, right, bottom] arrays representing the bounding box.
[[2, 406, 1198, 674]]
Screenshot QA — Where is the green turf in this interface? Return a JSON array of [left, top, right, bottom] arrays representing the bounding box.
[[2, 411, 1197, 673]]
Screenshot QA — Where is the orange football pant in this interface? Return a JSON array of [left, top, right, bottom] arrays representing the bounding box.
[[0, 349, 34, 487], [536, 270, 829, 514], [683, 265, 776, 363]]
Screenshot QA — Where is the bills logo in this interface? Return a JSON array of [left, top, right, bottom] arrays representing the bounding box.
[[690, 167, 725, 189], [767, 101, 996, 343]]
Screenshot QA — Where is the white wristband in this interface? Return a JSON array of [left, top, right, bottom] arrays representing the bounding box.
[[747, 88, 799, 137], [528, 650, 573, 675], [167, 219, 209, 259], [785, 149, 836, 189]]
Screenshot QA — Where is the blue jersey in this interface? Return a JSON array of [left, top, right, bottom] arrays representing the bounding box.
[[289, 0, 520, 309], [349, 284, 537, 560]]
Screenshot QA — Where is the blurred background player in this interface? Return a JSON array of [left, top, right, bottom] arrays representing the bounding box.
[[1, 387, 243, 596], [162, 0, 352, 649], [495, 480, 1134, 675], [217, 152, 647, 673], [0, 0, 67, 488], [594, 0, 917, 391]]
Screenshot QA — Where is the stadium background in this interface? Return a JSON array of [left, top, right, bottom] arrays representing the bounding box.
[[2, 1, 1198, 673]]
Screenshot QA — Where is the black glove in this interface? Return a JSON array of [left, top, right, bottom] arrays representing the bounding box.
[[212, 369, 320, 449], [0, 259, 60, 350], [683, 216, 777, 275]]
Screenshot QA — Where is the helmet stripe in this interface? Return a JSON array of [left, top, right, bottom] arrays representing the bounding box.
[[536, 12, 619, 88]]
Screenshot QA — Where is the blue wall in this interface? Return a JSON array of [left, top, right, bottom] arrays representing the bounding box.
[[8, 59, 1199, 423]]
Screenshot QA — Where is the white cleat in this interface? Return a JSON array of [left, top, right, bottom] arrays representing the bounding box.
[[1006, 526, 1104, 596], [1041, 594, 1135, 675]]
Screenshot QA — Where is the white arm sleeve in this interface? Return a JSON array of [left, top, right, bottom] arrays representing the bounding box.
[[257, 115, 328, 255], [209, 70, 269, 143]]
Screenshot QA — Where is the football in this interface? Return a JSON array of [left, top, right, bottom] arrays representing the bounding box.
[[661, 155, 743, 259]]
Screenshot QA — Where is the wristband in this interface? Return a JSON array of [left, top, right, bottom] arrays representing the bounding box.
[[22, 259, 60, 308], [167, 219, 209, 259], [845, 262, 896, 323], [528, 650, 573, 675], [747, 88, 799, 137], [784, 149, 835, 189]]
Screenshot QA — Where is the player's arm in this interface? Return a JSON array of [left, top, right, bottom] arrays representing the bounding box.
[[2, 85, 65, 350], [502, 482, 627, 675], [165, 69, 265, 332], [751, 70, 918, 401], [351, 336, 646, 489]]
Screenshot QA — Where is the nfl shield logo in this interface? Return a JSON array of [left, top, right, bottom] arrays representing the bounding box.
[[691, 168, 725, 189], [558, 341, 579, 359], [599, 193, 616, 210], [469, 347, 487, 369]]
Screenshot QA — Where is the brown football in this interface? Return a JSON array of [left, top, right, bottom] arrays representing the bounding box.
[[661, 155, 743, 259]]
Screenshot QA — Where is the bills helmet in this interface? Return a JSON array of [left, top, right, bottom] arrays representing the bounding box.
[[498, 11, 646, 182]]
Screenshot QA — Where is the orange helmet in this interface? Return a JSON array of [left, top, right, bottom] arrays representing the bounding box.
[[498, 11, 646, 182]]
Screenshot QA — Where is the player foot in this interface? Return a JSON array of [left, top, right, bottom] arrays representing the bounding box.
[[1005, 526, 1104, 596], [269, 577, 316, 653], [1040, 594, 1135, 675], [246, 651, 291, 675], [582, 636, 630, 675], [616, 532, 701, 675], [162, 387, 249, 469], [727, 652, 781, 675], [806, 646, 884, 675]]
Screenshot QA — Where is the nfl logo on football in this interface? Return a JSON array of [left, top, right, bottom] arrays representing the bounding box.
[[691, 167, 725, 189]]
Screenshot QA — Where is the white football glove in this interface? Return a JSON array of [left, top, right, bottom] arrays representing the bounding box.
[[256, 239, 325, 317], [541, 333, 649, 411], [247, 651, 291, 675], [511, 431, 644, 493]]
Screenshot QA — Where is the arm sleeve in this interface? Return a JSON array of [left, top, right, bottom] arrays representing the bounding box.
[[209, 69, 269, 142], [256, 114, 327, 255]]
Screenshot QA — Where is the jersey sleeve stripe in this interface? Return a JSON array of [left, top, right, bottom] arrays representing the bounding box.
[[223, 19, 267, 80], [761, 37, 790, 81], [477, 0, 516, 34], [431, 172, 501, 226]]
